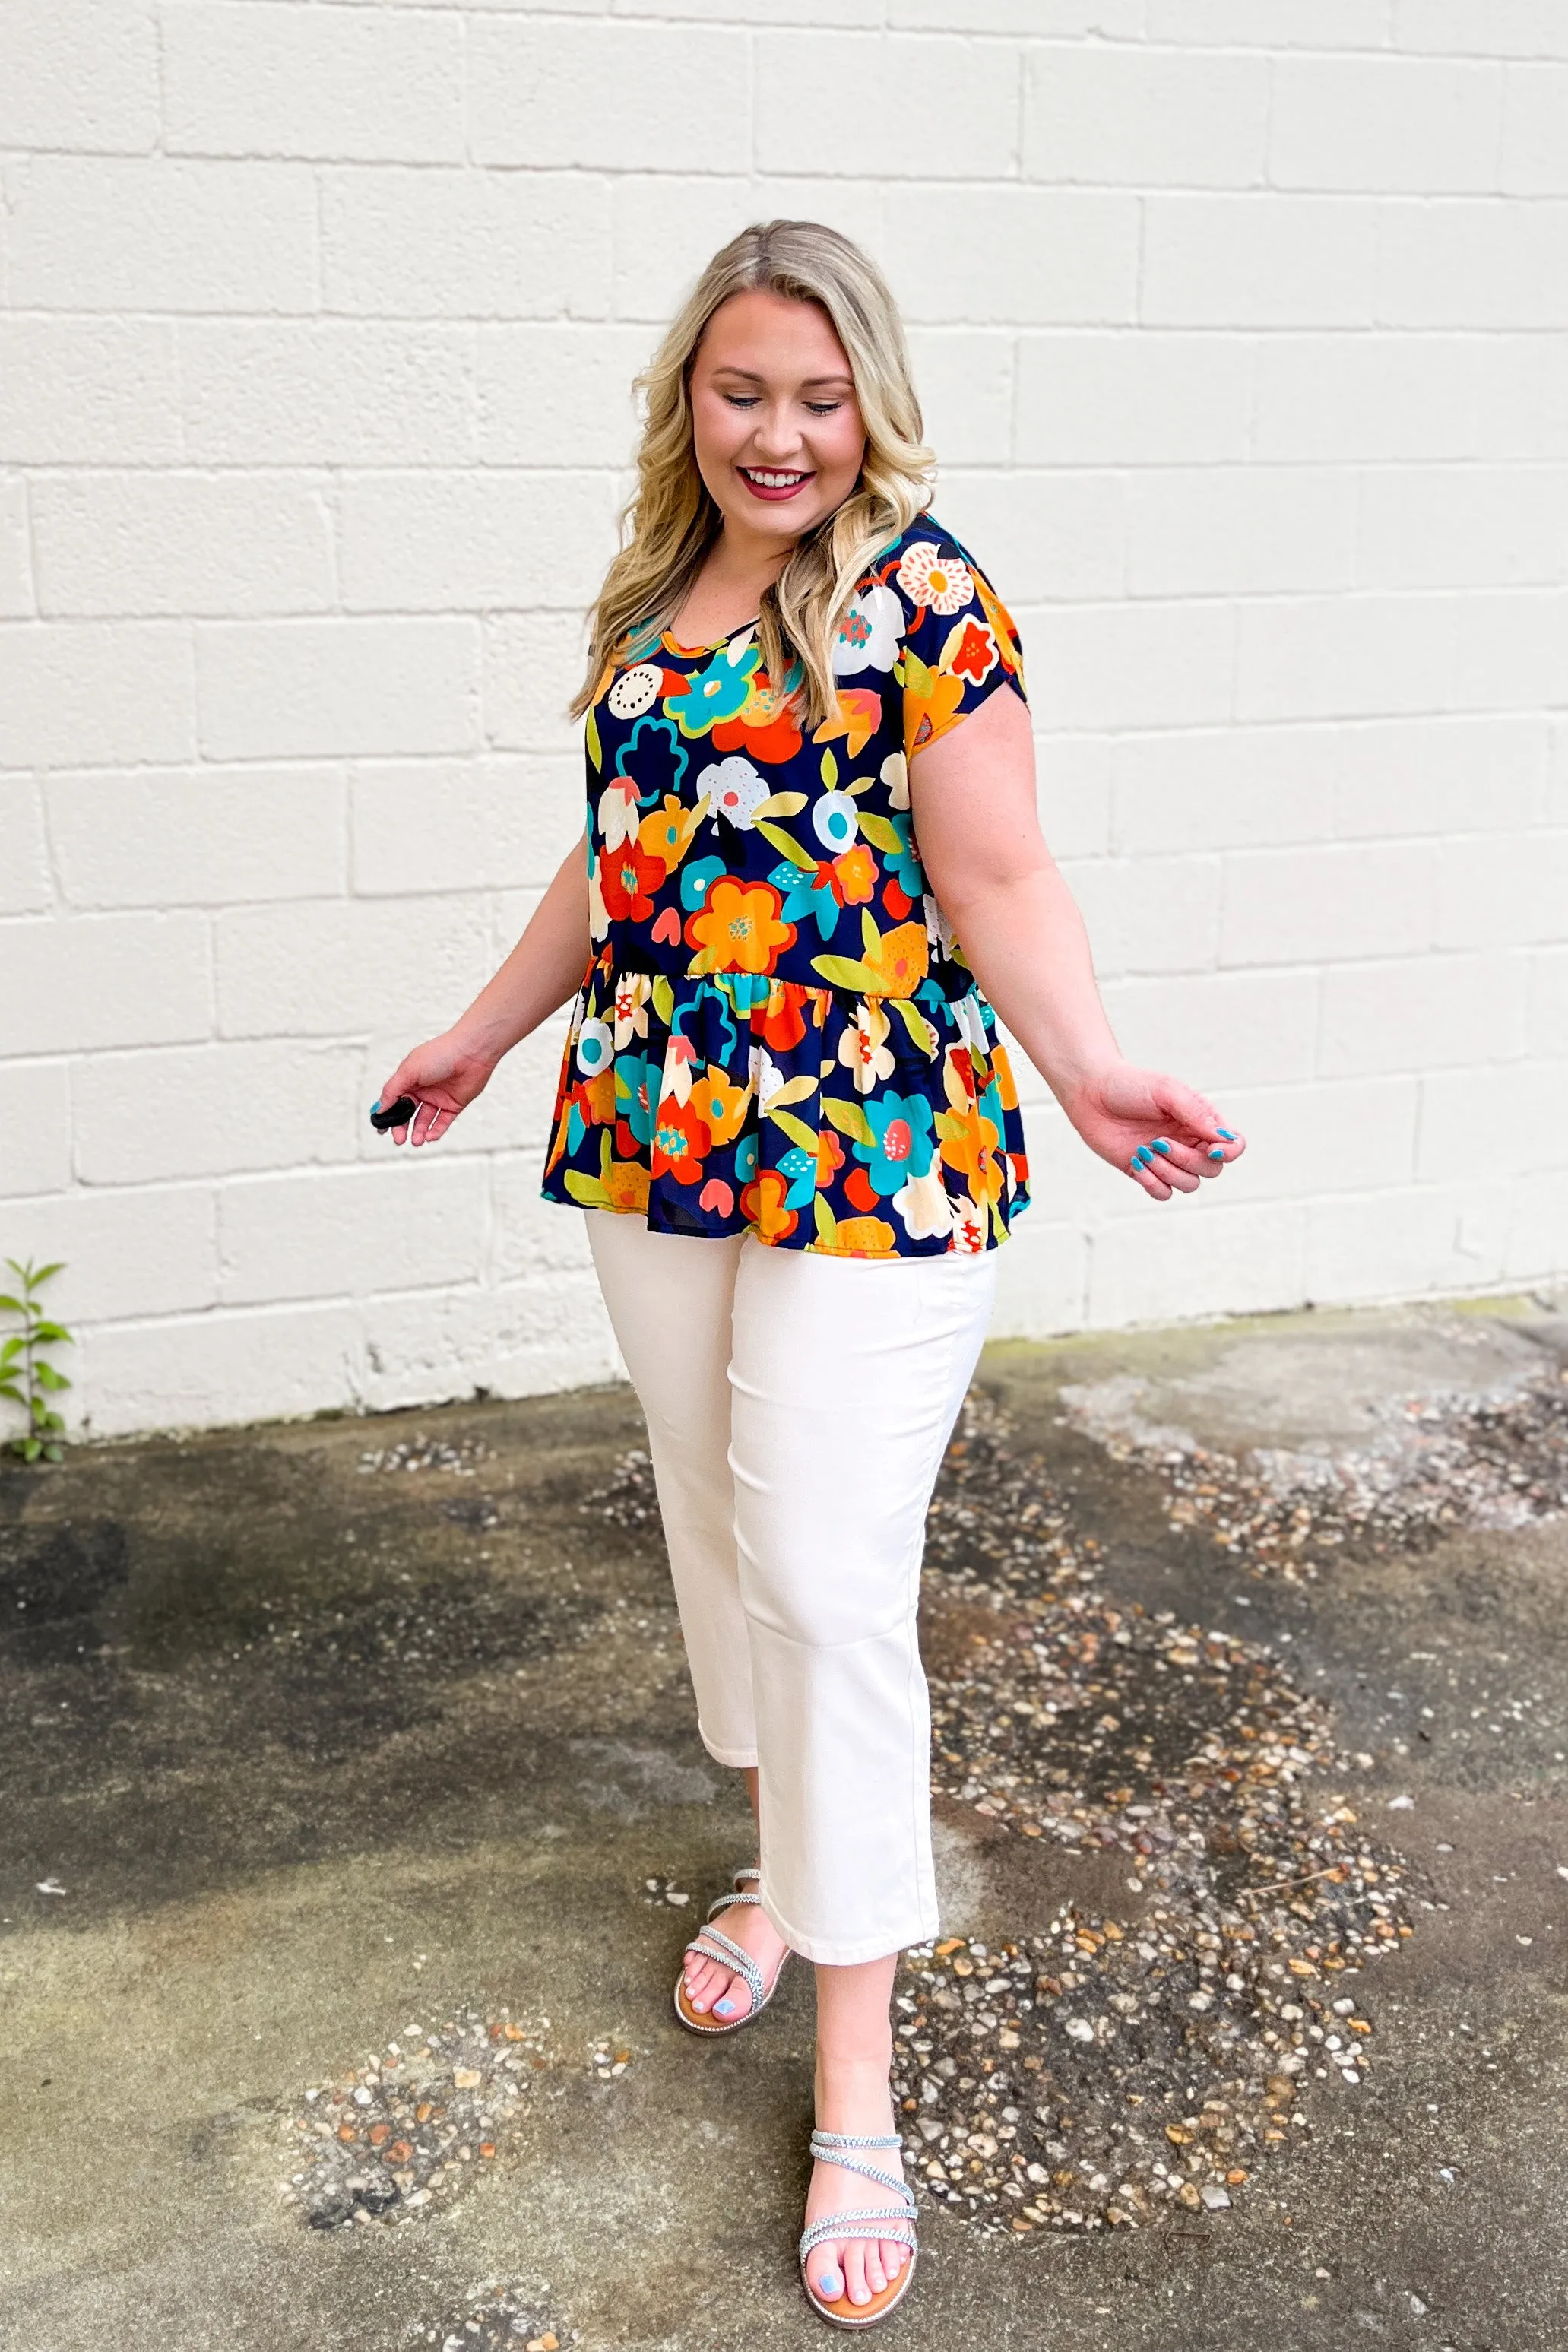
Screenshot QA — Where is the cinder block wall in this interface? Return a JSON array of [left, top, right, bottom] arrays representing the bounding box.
[[2, 2, 1565, 1437]]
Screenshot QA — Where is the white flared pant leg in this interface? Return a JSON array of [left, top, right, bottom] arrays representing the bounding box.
[[585, 1213, 996, 1966], [585, 1214, 757, 1767], [727, 1239, 996, 1966]]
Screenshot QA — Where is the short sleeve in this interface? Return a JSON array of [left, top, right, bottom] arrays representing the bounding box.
[[890, 529, 1026, 761]]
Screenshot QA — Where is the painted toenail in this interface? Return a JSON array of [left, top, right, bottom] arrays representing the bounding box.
[[819, 2270, 841, 2298], [715, 1998, 735, 2016]]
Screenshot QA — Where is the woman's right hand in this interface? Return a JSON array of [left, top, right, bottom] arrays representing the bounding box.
[[375, 1029, 498, 1146]]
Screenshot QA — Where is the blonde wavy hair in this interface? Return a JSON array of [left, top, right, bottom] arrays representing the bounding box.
[[572, 219, 934, 731]]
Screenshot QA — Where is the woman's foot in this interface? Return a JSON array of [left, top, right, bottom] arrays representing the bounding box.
[[681, 1880, 791, 2021], [803, 2059, 912, 2309]]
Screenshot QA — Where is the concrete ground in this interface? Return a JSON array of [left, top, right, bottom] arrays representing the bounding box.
[[4, 1295, 1567, 2352]]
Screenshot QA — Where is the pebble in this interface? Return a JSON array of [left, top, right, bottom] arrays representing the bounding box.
[[279, 2009, 624, 2230], [889, 1396, 1414, 2239], [591, 1390, 1417, 2245], [1063, 1366, 1568, 1575], [408, 2278, 575, 2348], [358, 1434, 488, 1477]]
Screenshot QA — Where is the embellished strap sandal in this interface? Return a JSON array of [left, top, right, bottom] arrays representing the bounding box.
[[798, 2130, 919, 2329], [673, 1867, 790, 2035]]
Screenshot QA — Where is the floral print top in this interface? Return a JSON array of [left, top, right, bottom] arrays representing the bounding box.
[[542, 518, 1031, 1258]]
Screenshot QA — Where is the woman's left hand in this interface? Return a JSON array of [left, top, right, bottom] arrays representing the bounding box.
[[1062, 1062, 1245, 1200]]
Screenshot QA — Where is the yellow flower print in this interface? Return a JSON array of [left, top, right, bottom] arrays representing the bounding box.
[[838, 998, 896, 1095], [638, 791, 702, 873], [860, 921, 929, 1000], [691, 1062, 752, 1146], [684, 878, 796, 978]]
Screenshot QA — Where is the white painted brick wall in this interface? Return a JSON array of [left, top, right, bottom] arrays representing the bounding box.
[[2, 5, 1563, 1438]]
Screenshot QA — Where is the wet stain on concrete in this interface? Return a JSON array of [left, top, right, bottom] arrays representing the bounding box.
[[3, 1301, 1567, 2350]]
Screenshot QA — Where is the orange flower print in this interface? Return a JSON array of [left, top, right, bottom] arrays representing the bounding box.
[[600, 838, 667, 923], [755, 982, 807, 1052], [690, 1063, 751, 1147], [740, 1167, 799, 1243], [684, 877, 795, 977], [974, 571, 1024, 679], [902, 655, 967, 756], [651, 1098, 711, 1186], [896, 540, 974, 617], [638, 792, 701, 873], [941, 616, 997, 688], [603, 1156, 651, 1214], [832, 844, 878, 906], [813, 687, 881, 759], [936, 1095, 1003, 1210], [815, 1127, 846, 1188], [712, 678, 803, 766], [830, 1215, 897, 1257], [861, 921, 929, 1000]]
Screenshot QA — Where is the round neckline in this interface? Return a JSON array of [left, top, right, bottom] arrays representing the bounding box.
[[664, 617, 759, 657]]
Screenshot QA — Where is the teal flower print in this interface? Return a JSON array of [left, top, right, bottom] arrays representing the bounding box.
[[681, 854, 727, 910], [770, 857, 842, 943], [614, 1053, 657, 1147], [666, 643, 759, 738], [613, 714, 689, 804], [854, 1090, 936, 1197], [880, 810, 926, 899], [776, 1145, 819, 1210]]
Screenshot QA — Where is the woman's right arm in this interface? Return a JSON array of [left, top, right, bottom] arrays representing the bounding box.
[[376, 832, 590, 1146]]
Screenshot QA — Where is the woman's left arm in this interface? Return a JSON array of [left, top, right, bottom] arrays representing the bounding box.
[[909, 686, 1244, 1200]]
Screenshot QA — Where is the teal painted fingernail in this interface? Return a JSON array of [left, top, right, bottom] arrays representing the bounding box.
[[1150, 1138, 1172, 1155], [1208, 1146, 1225, 1160], [1129, 1157, 1141, 1174], [1217, 1127, 1235, 1141], [1135, 1146, 1155, 1167]]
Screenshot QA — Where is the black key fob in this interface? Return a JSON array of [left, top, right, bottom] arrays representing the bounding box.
[[370, 1095, 419, 1133]]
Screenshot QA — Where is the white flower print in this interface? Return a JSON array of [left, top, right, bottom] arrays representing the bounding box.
[[832, 582, 904, 677], [922, 892, 957, 959], [881, 750, 909, 811], [837, 1000, 896, 1097], [896, 540, 974, 618], [698, 755, 769, 830], [598, 779, 641, 851], [612, 973, 651, 1048], [892, 1170, 956, 1242], [607, 663, 663, 721], [746, 1044, 787, 1112]]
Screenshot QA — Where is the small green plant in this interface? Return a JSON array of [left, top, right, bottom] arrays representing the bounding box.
[[0, 1258, 74, 1462]]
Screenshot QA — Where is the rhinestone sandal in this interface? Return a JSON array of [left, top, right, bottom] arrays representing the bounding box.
[[673, 1867, 790, 2035], [799, 2129, 919, 2328]]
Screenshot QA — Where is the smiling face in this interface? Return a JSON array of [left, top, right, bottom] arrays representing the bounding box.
[[687, 287, 868, 557]]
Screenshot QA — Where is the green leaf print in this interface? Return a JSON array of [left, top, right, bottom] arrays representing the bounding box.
[[768, 1108, 820, 1155], [821, 1096, 876, 1145], [564, 1171, 611, 1209], [809, 953, 880, 991], [585, 705, 603, 772], [755, 820, 818, 870], [813, 1193, 838, 1248], [652, 975, 675, 1024], [889, 997, 939, 1057], [856, 811, 905, 854], [819, 748, 838, 789]]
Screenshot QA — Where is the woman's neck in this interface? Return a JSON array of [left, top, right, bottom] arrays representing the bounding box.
[[673, 524, 795, 645]]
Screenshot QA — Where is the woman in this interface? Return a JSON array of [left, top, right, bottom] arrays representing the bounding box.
[[377, 220, 1243, 2327]]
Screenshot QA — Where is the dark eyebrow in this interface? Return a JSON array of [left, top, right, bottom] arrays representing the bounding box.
[[709, 365, 854, 389]]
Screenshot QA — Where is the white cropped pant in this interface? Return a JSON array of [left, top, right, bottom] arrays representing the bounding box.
[[586, 1215, 996, 1967]]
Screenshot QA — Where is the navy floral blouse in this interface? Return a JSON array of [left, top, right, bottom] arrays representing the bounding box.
[[542, 518, 1031, 1259]]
